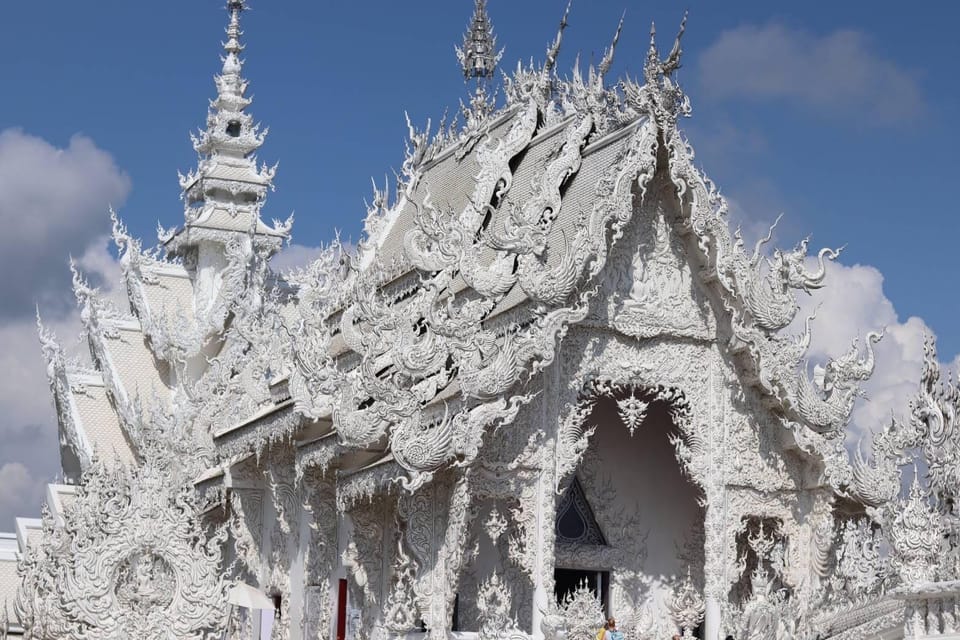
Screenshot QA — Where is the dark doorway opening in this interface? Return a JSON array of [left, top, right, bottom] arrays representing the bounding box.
[[554, 568, 609, 613]]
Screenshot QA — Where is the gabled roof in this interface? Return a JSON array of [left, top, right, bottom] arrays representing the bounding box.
[[37, 318, 136, 477], [279, 16, 880, 497], [33, 4, 879, 507]]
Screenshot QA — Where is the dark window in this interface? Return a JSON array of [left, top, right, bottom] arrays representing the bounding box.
[[556, 476, 607, 546], [554, 568, 609, 614], [226, 120, 242, 137]]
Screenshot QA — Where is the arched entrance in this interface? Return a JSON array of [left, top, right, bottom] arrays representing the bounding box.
[[553, 382, 705, 632]]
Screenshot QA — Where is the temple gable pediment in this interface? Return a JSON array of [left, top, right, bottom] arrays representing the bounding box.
[[589, 185, 717, 342]]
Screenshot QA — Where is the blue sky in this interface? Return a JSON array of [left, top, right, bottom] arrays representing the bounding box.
[[0, 1, 957, 527], [2, 1, 957, 349]]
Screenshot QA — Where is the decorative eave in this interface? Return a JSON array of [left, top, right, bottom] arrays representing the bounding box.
[[162, 220, 288, 259], [335, 455, 404, 512], [71, 264, 145, 448], [212, 399, 303, 460], [112, 211, 202, 363], [294, 433, 343, 480], [192, 451, 258, 511], [43, 484, 78, 529], [191, 120, 267, 159], [180, 162, 275, 200], [36, 316, 93, 475]]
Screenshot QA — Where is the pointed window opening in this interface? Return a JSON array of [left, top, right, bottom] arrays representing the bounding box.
[[556, 476, 606, 546], [226, 120, 242, 137]]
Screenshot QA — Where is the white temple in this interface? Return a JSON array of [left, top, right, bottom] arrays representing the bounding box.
[[2, 2, 958, 639]]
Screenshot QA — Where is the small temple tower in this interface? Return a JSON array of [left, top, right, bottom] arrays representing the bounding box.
[[458, 0, 499, 84], [456, 0, 503, 122]]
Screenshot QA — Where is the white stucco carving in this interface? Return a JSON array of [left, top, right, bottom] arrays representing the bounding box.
[[7, 3, 956, 640]]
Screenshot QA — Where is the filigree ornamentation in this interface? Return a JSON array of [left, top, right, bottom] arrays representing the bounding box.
[[616, 392, 649, 436], [16, 455, 227, 639], [555, 581, 605, 640], [668, 570, 705, 639], [609, 202, 715, 341], [889, 473, 943, 588], [831, 518, 888, 599], [484, 508, 509, 544], [476, 572, 526, 640], [383, 530, 419, 633]]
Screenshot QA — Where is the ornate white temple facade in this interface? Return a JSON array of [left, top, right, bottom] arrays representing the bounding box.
[[3, 2, 959, 639]]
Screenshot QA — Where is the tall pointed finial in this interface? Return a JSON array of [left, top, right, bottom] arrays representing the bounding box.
[[544, 0, 572, 76], [457, 0, 501, 82], [644, 12, 687, 83], [217, 0, 251, 107], [597, 11, 625, 80], [224, 1, 245, 55], [646, 21, 658, 69]]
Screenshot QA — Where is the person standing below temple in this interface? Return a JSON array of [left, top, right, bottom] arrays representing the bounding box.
[[600, 618, 622, 640]]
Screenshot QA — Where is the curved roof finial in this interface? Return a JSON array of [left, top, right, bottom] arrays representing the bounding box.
[[597, 11, 625, 80], [663, 11, 688, 75], [644, 11, 688, 82], [544, 0, 572, 76]]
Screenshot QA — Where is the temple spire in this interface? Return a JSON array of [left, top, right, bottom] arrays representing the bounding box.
[[225, 1, 244, 53], [217, 1, 251, 113], [456, 0, 503, 127], [457, 0, 501, 84], [170, 0, 288, 258]]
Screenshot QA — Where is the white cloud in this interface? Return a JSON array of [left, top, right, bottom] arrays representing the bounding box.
[[697, 24, 924, 124], [0, 463, 45, 522], [0, 128, 129, 530], [270, 243, 332, 274], [791, 260, 944, 445], [0, 241, 125, 531], [0, 129, 130, 319]]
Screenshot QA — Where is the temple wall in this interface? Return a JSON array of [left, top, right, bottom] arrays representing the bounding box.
[[457, 495, 534, 632]]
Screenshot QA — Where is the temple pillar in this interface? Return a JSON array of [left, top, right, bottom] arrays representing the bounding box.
[[530, 470, 551, 640], [704, 596, 721, 640], [288, 498, 310, 640], [702, 352, 727, 640], [701, 498, 725, 640]]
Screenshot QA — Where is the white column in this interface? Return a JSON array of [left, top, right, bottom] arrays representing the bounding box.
[[531, 471, 549, 640], [703, 597, 721, 640], [532, 360, 562, 640], [703, 351, 726, 640], [288, 499, 310, 640]]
